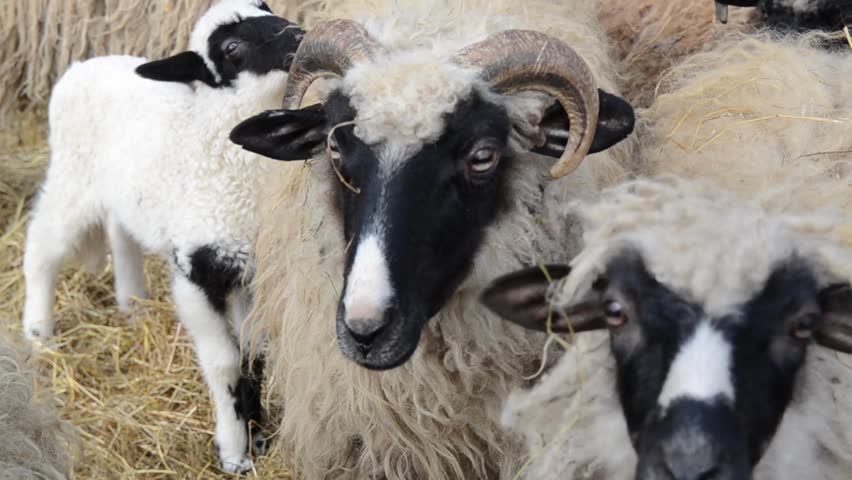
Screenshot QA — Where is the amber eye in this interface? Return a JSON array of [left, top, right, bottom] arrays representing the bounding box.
[[604, 300, 627, 328], [468, 147, 500, 175]]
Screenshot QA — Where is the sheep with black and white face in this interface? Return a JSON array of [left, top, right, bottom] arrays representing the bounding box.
[[233, 21, 635, 371], [483, 179, 852, 480]]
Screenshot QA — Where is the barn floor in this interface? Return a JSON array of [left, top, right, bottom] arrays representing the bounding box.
[[0, 117, 291, 479]]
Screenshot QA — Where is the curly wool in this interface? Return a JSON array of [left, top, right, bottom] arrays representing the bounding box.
[[249, 0, 637, 478], [0, 334, 76, 480]]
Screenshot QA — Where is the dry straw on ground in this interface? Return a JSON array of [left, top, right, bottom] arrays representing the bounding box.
[[0, 121, 291, 479]]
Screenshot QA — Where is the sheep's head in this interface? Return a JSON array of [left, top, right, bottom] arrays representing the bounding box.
[[135, 0, 304, 87], [231, 20, 635, 369], [482, 179, 852, 480]]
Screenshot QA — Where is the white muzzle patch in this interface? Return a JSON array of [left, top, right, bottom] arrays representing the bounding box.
[[658, 322, 735, 409], [342, 234, 394, 327]]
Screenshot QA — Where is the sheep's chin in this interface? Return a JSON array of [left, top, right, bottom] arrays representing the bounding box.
[[335, 313, 423, 370]]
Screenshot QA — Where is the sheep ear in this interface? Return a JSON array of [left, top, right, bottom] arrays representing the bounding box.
[[481, 265, 606, 334], [816, 284, 852, 354], [532, 89, 635, 158], [136, 51, 216, 86], [230, 104, 328, 161]]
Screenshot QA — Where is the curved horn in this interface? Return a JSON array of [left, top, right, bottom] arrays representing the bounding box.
[[283, 19, 386, 109], [452, 30, 599, 179]]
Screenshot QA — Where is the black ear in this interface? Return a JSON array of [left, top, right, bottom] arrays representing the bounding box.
[[590, 90, 636, 154], [481, 265, 607, 334], [816, 284, 852, 354], [136, 51, 217, 86], [230, 104, 328, 161], [532, 89, 635, 158]]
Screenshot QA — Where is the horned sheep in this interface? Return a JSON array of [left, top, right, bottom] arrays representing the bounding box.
[[20, 0, 303, 473], [483, 27, 852, 480], [229, 0, 638, 477]]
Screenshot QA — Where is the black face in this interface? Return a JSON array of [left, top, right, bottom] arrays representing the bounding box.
[[135, 12, 303, 87], [230, 86, 636, 370], [481, 252, 852, 480], [322, 91, 513, 369], [206, 14, 302, 86], [602, 254, 818, 480]]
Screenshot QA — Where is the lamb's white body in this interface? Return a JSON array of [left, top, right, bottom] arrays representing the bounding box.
[[33, 56, 281, 269], [248, 1, 636, 478], [21, 2, 292, 472], [501, 32, 852, 480]]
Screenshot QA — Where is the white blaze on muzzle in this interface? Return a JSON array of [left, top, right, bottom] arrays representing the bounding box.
[[343, 234, 394, 327], [658, 322, 735, 409]]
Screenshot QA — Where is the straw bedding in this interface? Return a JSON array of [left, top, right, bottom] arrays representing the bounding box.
[[0, 122, 291, 479]]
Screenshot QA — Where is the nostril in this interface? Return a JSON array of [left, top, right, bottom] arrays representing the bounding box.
[[346, 318, 386, 348]]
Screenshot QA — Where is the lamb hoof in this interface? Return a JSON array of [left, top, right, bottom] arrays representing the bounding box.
[[251, 435, 268, 456], [23, 322, 54, 342], [117, 293, 148, 314], [220, 456, 254, 475]]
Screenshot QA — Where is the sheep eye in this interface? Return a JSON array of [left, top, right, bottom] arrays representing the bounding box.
[[604, 300, 627, 328], [225, 41, 240, 56], [469, 147, 499, 175], [790, 314, 817, 341], [327, 135, 342, 161]]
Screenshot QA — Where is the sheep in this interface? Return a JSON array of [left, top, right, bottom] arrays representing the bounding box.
[[227, 0, 638, 477], [0, 332, 77, 480], [481, 31, 852, 480], [20, 0, 304, 473]]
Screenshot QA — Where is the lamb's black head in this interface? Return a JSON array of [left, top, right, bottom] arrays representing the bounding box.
[[136, 0, 303, 87], [230, 21, 636, 369], [482, 251, 852, 480]]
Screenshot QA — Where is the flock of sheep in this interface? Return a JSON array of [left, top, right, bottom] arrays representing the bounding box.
[[4, 0, 851, 479]]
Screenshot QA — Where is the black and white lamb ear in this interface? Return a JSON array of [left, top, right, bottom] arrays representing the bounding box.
[[531, 89, 635, 158], [229, 104, 328, 161], [136, 51, 217, 86], [480, 265, 607, 334], [816, 284, 852, 354]]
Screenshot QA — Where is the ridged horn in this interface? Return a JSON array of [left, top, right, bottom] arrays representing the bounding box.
[[283, 19, 386, 109], [452, 30, 599, 179]]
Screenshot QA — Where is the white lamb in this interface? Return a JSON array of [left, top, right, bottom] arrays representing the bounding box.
[[20, 0, 303, 473]]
